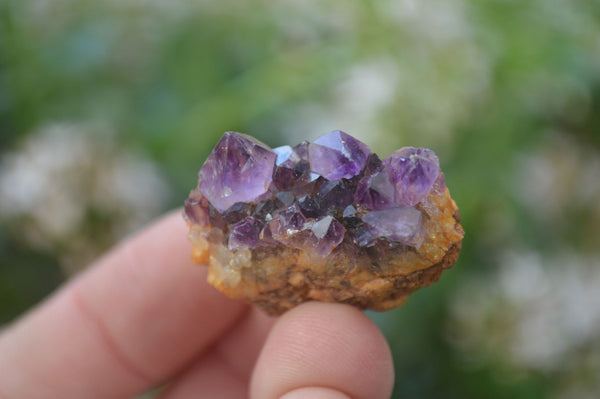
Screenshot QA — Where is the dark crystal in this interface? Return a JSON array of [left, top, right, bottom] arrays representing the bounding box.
[[208, 203, 226, 230], [272, 144, 311, 191], [362, 153, 383, 177], [228, 216, 264, 250], [273, 166, 296, 190], [275, 191, 295, 208], [267, 204, 307, 245], [222, 202, 254, 225], [291, 165, 323, 197], [315, 179, 354, 212], [354, 168, 396, 210], [353, 227, 377, 247], [297, 195, 322, 218], [341, 205, 362, 229], [254, 199, 277, 220]]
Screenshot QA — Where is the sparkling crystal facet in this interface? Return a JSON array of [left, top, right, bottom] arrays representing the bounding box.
[[222, 202, 254, 225], [273, 145, 294, 166], [199, 132, 277, 212], [308, 130, 371, 180], [228, 216, 264, 250], [362, 207, 423, 248], [383, 147, 440, 207], [316, 179, 354, 213], [268, 204, 307, 244], [309, 215, 346, 256], [354, 168, 396, 210]]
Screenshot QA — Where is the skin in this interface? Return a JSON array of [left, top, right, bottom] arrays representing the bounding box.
[[0, 211, 394, 399]]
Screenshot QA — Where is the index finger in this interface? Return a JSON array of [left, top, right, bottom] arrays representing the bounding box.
[[0, 210, 248, 398]]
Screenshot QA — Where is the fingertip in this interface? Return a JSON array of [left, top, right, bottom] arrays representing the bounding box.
[[280, 387, 351, 399], [250, 302, 394, 399]]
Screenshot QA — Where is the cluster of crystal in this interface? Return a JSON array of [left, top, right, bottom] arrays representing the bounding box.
[[186, 130, 444, 256], [185, 130, 464, 314]]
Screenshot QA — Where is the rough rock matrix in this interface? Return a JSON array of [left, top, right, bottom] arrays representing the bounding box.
[[184, 131, 464, 315]]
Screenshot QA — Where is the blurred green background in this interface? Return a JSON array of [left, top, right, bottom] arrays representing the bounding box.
[[1, 0, 600, 397]]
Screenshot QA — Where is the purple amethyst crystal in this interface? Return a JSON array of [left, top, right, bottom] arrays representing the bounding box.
[[267, 204, 307, 244], [199, 132, 277, 212], [228, 216, 264, 250], [221, 202, 254, 225], [272, 146, 296, 190], [292, 171, 323, 197], [273, 143, 320, 192], [273, 145, 294, 166], [353, 226, 377, 247], [362, 153, 383, 176], [277, 204, 306, 231], [308, 216, 346, 256], [315, 179, 354, 212], [354, 168, 396, 210], [187, 130, 445, 255], [297, 195, 322, 218], [291, 141, 310, 161], [308, 130, 370, 180], [272, 166, 295, 190], [362, 207, 423, 248], [383, 147, 440, 207]]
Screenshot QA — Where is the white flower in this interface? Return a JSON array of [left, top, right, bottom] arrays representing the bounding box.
[[0, 123, 170, 271], [449, 250, 600, 373]]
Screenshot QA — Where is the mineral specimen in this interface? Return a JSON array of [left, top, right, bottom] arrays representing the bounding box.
[[185, 131, 464, 315]]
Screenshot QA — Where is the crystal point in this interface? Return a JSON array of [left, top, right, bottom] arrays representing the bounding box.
[[199, 132, 277, 212], [308, 130, 370, 180], [383, 147, 440, 207], [228, 216, 264, 250], [316, 179, 354, 212], [354, 168, 396, 210], [273, 145, 294, 166], [267, 204, 307, 245], [310, 215, 346, 256]]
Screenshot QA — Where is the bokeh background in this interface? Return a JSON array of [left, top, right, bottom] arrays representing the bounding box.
[[1, 0, 600, 397]]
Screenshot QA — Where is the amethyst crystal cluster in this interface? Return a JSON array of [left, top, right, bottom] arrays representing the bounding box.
[[185, 130, 445, 257]]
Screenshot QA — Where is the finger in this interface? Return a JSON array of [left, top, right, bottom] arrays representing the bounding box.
[[280, 387, 351, 399], [162, 307, 276, 399], [0, 211, 248, 398], [250, 302, 394, 399]]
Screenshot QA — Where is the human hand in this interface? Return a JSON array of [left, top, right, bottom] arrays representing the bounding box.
[[0, 211, 394, 399]]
